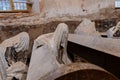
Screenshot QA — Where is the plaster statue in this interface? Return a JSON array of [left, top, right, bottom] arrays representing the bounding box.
[[107, 22, 120, 38], [32, 23, 71, 64], [0, 46, 7, 80], [0, 32, 29, 80], [6, 61, 27, 80], [27, 23, 71, 80], [74, 18, 100, 36], [1, 32, 29, 53], [1, 32, 29, 64]]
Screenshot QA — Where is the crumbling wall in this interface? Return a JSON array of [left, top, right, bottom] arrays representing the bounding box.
[[40, 0, 114, 18], [0, 13, 34, 20], [0, 0, 120, 27]]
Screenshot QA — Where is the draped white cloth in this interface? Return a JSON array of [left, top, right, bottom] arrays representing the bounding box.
[[0, 32, 29, 80], [74, 18, 100, 36], [1, 32, 29, 52], [0, 45, 7, 80], [107, 22, 120, 38], [27, 23, 71, 80]]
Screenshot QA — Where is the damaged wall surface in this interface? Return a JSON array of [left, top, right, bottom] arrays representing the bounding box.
[[40, 0, 114, 18], [0, 0, 119, 27]]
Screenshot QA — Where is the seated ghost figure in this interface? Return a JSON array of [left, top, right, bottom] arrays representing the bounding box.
[[0, 32, 29, 80], [32, 23, 71, 64], [1, 32, 29, 53], [27, 23, 71, 80], [1, 32, 29, 64]]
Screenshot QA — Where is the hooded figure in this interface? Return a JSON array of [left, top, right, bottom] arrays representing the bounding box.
[[27, 23, 71, 80]]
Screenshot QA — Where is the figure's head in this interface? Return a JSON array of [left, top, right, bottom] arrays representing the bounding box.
[[53, 23, 69, 49], [53, 23, 70, 64], [13, 32, 29, 52]]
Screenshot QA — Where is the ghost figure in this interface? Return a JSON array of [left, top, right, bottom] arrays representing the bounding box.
[[107, 22, 120, 38], [0, 46, 7, 80], [33, 23, 71, 64], [27, 23, 71, 80], [1, 32, 29, 63], [1, 32, 29, 53], [0, 32, 29, 80], [74, 18, 100, 36]]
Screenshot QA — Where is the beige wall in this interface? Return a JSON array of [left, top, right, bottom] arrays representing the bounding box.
[[31, 0, 40, 13], [40, 0, 115, 18]]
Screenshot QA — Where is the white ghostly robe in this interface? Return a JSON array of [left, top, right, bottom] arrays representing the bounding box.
[[107, 22, 120, 38], [0, 32, 29, 80], [0, 45, 7, 80], [1, 32, 29, 53], [27, 23, 71, 80], [74, 18, 100, 36]]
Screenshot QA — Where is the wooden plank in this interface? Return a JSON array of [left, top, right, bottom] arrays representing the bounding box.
[[68, 34, 120, 57], [0, 10, 29, 13], [41, 63, 118, 80]]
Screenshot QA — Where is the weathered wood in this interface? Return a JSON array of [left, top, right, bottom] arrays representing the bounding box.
[[40, 63, 118, 80], [68, 34, 120, 57]]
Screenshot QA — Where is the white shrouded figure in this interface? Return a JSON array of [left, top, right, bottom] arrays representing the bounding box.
[[107, 22, 120, 38], [27, 23, 71, 80], [0, 32, 29, 80], [32, 23, 71, 64], [1, 32, 29, 53], [0, 32, 29, 66], [0, 45, 7, 80], [74, 18, 100, 36]]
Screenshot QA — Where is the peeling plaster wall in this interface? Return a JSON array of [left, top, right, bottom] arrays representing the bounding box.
[[40, 0, 115, 18]]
